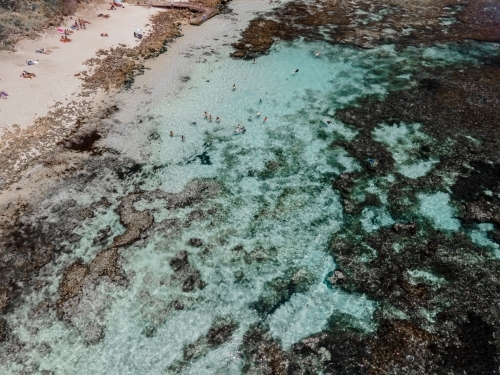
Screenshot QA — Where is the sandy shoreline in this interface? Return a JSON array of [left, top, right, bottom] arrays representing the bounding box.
[[0, 1, 162, 136]]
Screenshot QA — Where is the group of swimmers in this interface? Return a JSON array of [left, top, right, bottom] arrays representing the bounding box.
[[169, 131, 185, 141], [170, 56, 312, 142], [203, 111, 221, 123]]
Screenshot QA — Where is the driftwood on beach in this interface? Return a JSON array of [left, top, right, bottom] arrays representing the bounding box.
[[150, 1, 219, 25]]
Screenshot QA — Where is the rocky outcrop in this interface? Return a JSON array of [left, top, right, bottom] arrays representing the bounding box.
[[232, 0, 500, 58]]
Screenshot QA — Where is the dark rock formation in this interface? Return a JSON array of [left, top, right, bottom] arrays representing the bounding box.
[[251, 268, 313, 317], [231, 0, 500, 58], [241, 326, 289, 374], [187, 238, 204, 247], [170, 250, 206, 292]]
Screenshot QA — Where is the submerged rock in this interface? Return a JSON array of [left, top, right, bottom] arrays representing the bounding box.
[[392, 222, 417, 235], [57, 259, 89, 310], [169, 250, 190, 272], [110, 193, 154, 249], [327, 269, 346, 285], [170, 250, 206, 292]]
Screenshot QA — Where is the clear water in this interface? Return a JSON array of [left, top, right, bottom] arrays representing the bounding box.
[[469, 223, 500, 258], [418, 191, 461, 231], [373, 122, 438, 179], [4, 13, 500, 374]]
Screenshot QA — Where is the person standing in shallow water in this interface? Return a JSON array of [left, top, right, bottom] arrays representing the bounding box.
[[170, 131, 174, 137], [181, 135, 185, 141], [232, 84, 236, 90]]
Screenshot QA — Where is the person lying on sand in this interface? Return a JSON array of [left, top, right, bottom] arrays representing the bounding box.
[[36, 48, 52, 54], [26, 59, 39, 66], [21, 71, 36, 79], [109, 3, 116, 10], [101, 33, 109, 37], [0, 91, 8, 99]]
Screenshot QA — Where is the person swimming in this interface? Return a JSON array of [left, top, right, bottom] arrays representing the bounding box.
[[263, 117, 268, 122], [293, 69, 299, 74], [314, 51, 320, 57], [256, 111, 261, 117], [209, 115, 213, 121], [170, 131, 174, 137], [181, 135, 185, 141], [248, 116, 252, 121], [216, 117, 220, 122], [252, 59, 256, 63], [232, 84, 236, 90], [204, 111, 208, 118], [259, 99, 262, 103]]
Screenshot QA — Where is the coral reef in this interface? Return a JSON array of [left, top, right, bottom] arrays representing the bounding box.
[[231, 0, 500, 58]]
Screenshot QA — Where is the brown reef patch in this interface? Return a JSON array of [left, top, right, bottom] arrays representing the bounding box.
[[367, 321, 438, 374], [56, 259, 89, 315], [81, 10, 184, 92]]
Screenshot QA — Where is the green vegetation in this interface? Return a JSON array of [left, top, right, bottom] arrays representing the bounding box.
[[0, 0, 79, 50]]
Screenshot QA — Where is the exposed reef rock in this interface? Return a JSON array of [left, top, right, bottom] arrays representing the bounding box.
[[232, 0, 500, 58], [335, 66, 500, 160], [89, 248, 125, 282], [367, 320, 439, 374], [57, 259, 89, 308], [241, 326, 290, 374]]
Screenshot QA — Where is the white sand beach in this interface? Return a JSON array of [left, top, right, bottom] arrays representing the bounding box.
[[0, 0, 161, 137]]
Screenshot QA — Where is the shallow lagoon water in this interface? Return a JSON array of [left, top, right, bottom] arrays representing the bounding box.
[[4, 18, 500, 374]]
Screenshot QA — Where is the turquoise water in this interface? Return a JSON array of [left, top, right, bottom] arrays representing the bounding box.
[[5, 36, 500, 373]]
